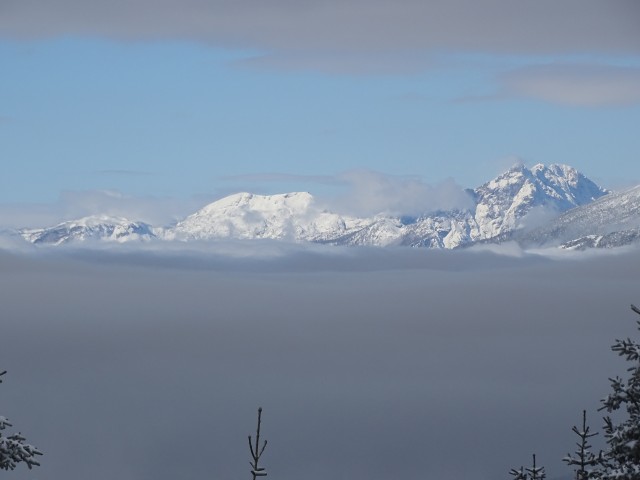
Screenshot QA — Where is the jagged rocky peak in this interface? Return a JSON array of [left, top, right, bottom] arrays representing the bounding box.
[[530, 163, 608, 206], [477, 163, 606, 205], [20, 215, 156, 245], [473, 163, 608, 239]]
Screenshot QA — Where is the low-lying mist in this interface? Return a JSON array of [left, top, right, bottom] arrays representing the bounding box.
[[1, 244, 639, 480]]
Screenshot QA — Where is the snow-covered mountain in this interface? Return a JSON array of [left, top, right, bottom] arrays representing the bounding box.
[[518, 184, 640, 250], [20, 215, 156, 245], [16, 163, 628, 251], [163, 191, 373, 243], [322, 163, 607, 248], [472, 163, 607, 240]]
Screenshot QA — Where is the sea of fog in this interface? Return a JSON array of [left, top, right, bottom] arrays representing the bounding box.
[[1, 243, 640, 480]]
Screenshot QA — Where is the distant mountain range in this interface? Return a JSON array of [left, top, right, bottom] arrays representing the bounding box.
[[13, 163, 640, 251]]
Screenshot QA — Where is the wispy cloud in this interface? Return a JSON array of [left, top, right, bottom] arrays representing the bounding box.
[[326, 170, 474, 217], [452, 63, 640, 107], [221, 169, 475, 217], [501, 63, 640, 107], [0, 190, 205, 229]]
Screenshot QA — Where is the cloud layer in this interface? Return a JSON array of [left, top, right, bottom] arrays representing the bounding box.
[[2, 246, 640, 480], [1, 1, 638, 73]]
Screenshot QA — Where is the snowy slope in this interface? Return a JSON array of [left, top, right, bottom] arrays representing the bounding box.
[[560, 228, 640, 250], [520, 184, 640, 249], [164, 192, 373, 242], [402, 211, 480, 249], [20, 215, 156, 245], [323, 210, 479, 249]]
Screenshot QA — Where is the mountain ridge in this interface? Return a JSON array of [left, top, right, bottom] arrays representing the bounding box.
[[15, 163, 636, 251], [20, 215, 156, 245]]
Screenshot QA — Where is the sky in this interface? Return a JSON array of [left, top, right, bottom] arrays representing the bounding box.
[[2, 245, 640, 480], [1, 0, 640, 227]]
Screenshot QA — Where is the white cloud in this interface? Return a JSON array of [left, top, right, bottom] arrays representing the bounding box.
[[0, 190, 206, 229], [323, 169, 474, 217], [517, 205, 564, 232], [219, 169, 475, 217]]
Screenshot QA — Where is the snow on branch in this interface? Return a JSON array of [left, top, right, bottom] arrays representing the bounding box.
[[0, 370, 43, 471]]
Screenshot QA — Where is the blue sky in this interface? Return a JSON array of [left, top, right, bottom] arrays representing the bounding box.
[[1, 1, 639, 224]]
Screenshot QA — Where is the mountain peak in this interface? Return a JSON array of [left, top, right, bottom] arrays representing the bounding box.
[[196, 191, 314, 215], [533, 162, 572, 174], [473, 163, 607, 239], [170, 191, 318, 241]]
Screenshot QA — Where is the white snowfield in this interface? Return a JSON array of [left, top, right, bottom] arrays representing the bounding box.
[[17, 163, 639, 251], [165, 192, 372, 243], [20, 215, 156, 246]]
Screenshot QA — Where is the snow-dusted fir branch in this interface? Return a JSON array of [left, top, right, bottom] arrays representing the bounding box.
[[248, 407, 267, 480], [595, 305, 640, 480], [527, 454, 546, 480], [509, 466, 527, 480], [510, 454, 546, 480], [0, 370, 43, 471], [563, 410, 602, 480]]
